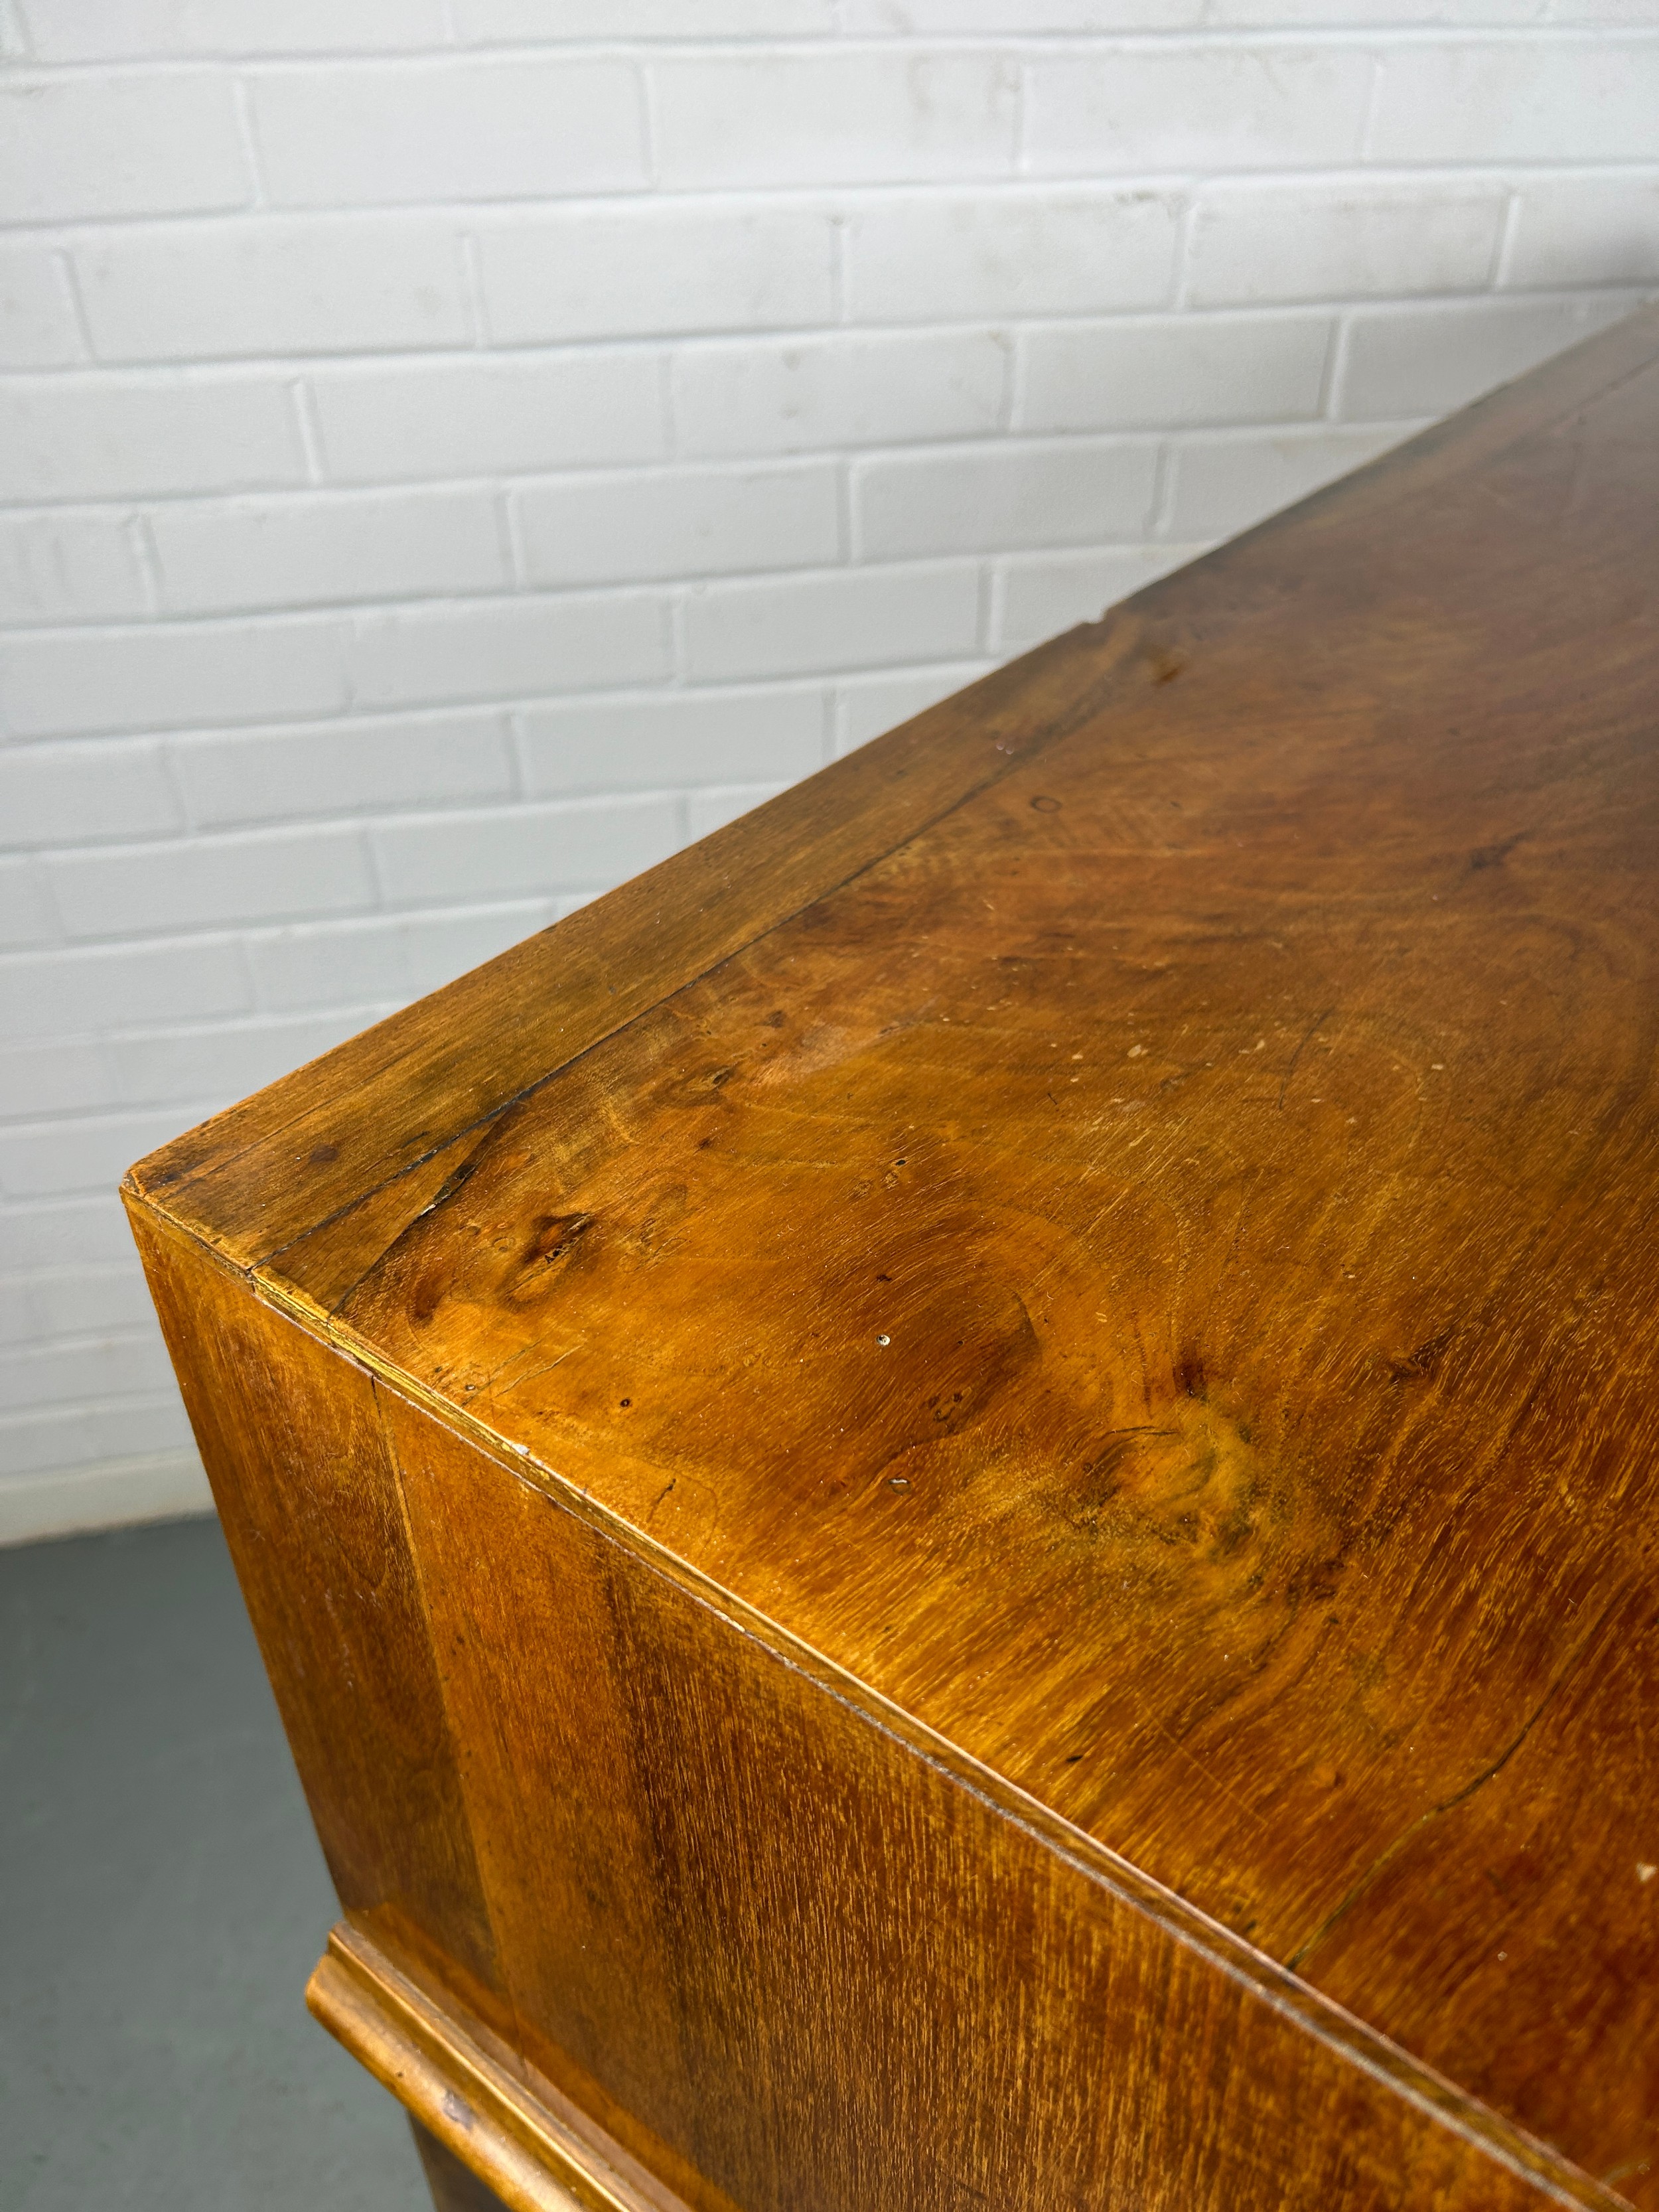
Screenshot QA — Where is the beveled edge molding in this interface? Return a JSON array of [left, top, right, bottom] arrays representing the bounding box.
[[307, 1923, 693, 2212]]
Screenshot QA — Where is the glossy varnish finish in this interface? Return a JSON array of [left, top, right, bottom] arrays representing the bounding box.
[[129, 306, 1659, 2210]]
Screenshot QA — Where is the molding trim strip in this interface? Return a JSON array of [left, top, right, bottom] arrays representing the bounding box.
[[306, 1925, 694, 2212]]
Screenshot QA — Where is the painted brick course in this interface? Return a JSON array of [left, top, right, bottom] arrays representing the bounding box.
[[0, 514, 151, 626], [247, 58, 650, 208], [672, 329, 1010, 455], [842, 188, 1182, 321], [650, 53, 1022, 186], [476, 205, 838, 343], [0, 69, 253, 223], [0, 245, 84, 369], [0, 375, 307, 502], [74, 217, 475, 362], [513, 463, 843, 587], [307, 353, 669, 481], [148, 487, 509, 614], [851, 437, 1159, 557], [2, 9, 1655, 1542]]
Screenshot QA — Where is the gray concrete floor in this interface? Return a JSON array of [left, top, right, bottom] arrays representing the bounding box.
[[1, 1516, 425, 2212]]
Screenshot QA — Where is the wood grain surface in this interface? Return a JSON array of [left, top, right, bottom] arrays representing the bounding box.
[[382, 1388, 1615, 2212], [128, 1209, 498, 2000], [128, 304, 1659, 2209]]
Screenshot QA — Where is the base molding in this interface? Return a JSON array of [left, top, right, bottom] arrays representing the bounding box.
[[412, 2116, 516, 2211], [307, 1926, 693, 2212]]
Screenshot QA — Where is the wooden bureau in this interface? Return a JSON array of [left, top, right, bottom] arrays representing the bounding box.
[[128, 304, 1659, 2212]]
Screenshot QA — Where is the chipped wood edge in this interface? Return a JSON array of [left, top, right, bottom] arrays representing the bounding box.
[[307, 1924, 693, 2212]]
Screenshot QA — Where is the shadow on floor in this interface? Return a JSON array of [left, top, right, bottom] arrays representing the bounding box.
[[1, 1515, 423, 2212]]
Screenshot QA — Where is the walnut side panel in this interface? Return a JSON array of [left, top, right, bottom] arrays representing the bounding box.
[[127, 1205, 499, 2003], [381, 1390, 1596, 2212]]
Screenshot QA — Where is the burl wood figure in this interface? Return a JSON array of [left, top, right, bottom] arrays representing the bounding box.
[[127, 305, 1659, 2212]]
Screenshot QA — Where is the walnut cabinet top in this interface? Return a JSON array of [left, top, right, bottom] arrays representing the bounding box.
[[128, 305, 1659, 2212]]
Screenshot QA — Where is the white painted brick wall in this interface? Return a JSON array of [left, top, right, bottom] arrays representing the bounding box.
[[307, 352, 669, 478], [1, 2, 1655, 1545]]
